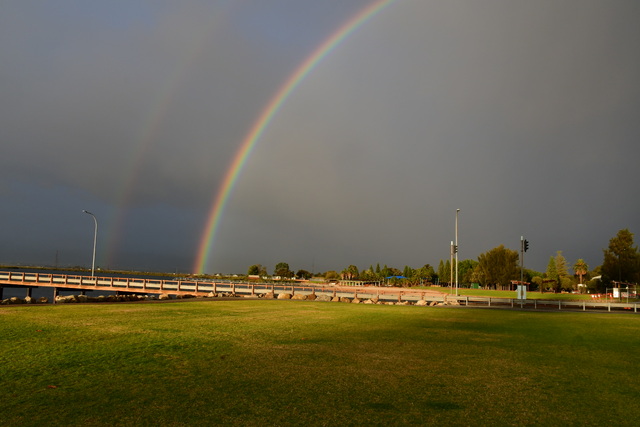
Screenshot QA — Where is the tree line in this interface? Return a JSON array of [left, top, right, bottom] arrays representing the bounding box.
[[247, 229, 640, 292]]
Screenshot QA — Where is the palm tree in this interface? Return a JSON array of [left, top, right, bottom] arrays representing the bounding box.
[[573, 259, 589, 288]]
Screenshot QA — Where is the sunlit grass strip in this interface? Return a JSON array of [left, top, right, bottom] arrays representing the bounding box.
[[426, 286, 607, 300], [1, 301, 639, 426]]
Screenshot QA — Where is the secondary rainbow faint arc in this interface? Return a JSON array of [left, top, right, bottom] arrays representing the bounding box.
[[194, 0, 396, 274]]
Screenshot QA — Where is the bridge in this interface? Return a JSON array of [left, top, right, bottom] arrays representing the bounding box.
[[1, 270, 638, 312], [0, 270, 438, 303]]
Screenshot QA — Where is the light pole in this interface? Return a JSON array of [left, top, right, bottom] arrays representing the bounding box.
[[455, 208, 460, 296], [82, 210, 97, 276]]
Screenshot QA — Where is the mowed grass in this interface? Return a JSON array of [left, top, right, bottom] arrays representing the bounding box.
[[1, 301, 639, 426], [426, 287, 601, 300]]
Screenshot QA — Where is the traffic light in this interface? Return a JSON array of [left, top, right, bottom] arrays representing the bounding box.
[[453, 245, 458, 254], [524, 239, 529, 252]]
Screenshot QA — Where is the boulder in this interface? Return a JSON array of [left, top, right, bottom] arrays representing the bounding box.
[[56, 295, 77, 303], [38, 297, 49, 304], [24, 296, 34, 304], [315, 295, 331, 302], [339, 297, 351, 303], [291, 294, 307, 300], [331, 296, 341, 302], [158, 294, 171, 300], [363, 299, 375, 304], [9, 297, 24, 304], [277, 293, 292, 300], [262, 292, 275, 299], [351, 298, 361, 304], [77, 295, 88, 303], [415, 300, 428, 306], [306, 294, 317, 301]]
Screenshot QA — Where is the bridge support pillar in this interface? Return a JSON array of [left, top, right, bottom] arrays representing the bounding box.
[[26, 287, 32, 298], [0, 286, 3, 300], [53, 287, 58, 304]]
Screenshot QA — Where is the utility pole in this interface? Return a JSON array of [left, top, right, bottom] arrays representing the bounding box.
[[450, 241, 454, 294], [519, 236, 529, 299], [455, 209, 460, 296]]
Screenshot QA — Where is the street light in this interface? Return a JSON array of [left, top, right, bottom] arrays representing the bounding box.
[[455, 208, 460, 296], [82, 210, 97, 276]]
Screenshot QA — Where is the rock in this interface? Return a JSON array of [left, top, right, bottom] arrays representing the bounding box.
[[262, 292, 275, 299], [339, 297, 351, 303], [56, 295, 77, 303], [429, 301, 438, 306], [363, 299, 375, 304], [315, 295, 331, 302], [291, 294, 307, 300], [9, 297, 24, 304], [306, 294, 317, 301], [331, 296, 341, 302], [206, 292, 217, 298], [416, 300, 428, 306], [277, 293, 292, 300], [24, 296, 33, 304], [38, 297, 49, 304], [77, 295, 88, 303], [159, 294, 171, 300], [351, 298, 361, 304]]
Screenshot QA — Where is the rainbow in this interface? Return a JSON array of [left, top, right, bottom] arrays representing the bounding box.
[[101, 14, 224, 268], [194, 0, 396, 274]]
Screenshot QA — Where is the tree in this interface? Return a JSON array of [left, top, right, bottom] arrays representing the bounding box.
[[545, 256, 558, 292], [274, 262, 293, 278], [601, 229, 640, 285], [437, 260, 446, 284], [555, 251, 568, 278], [573, 259, 589, 286], [247, 264, 267, 276], [415, 264, 435, 283], [476, 245, 519, 289], [324, 270, 339, 281], [458, 259, 479, 285], [341, 265, 360, 280], [402, 265, 415, 278], [296, 269, 312, 280]]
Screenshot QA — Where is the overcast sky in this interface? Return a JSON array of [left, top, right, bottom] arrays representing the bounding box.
[[1, 0, 639, 275]]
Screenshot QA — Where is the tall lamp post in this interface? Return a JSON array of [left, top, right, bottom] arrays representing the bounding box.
[[82, 210, 97, 277], [455, 208, 460, 296]]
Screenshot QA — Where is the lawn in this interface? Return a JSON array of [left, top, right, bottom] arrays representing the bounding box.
[[426, 286, 605, 300], [1, 300, 639, 426]]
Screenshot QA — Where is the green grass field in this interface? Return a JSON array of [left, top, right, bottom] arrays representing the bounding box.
[[1, 300, 639, 426], [425, 286, 618, 301]]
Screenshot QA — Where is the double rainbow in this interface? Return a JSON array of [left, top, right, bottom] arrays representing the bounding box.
[[194, 0, 396, 274]]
